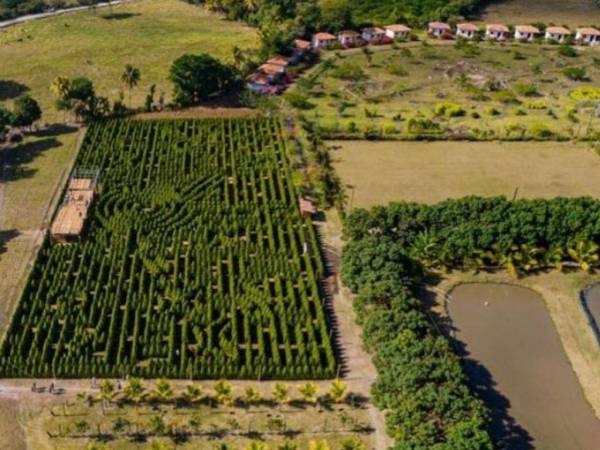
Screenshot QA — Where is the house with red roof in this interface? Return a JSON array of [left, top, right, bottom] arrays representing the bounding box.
[[486, 24, 511, 41], [456, 23, 479, 40], [385, 24, 411, 40], [576, 27, 600, 45], [545, 26, 571, 43], [515, 25, 540, 41]]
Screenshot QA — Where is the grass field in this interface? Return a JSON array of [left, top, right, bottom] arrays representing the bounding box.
[[480, 0, 600, 27], [331, 140, 600, 207], [298, 42, 600, 140], [0, 0, 258, 123]]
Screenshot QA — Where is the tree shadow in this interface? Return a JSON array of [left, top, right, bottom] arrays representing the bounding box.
[[101, 12, 141, 20], [0, 138, 62, 183], [0, 229, 20, 256], [0, 80, 29, 101], [418, 284, 534, 450]]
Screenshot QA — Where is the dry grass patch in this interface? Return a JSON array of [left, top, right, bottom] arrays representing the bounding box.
[[331, 140, 600, 207]]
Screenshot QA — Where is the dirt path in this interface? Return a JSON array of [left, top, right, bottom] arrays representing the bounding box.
[[0, 0, 135, 29], [317, 212, 391, 450]]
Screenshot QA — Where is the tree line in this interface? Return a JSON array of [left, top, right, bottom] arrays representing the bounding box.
[[344, 196, 600, 278], [195, 0, 483, 32]]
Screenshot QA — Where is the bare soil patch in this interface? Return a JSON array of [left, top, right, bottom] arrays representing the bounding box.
[[449, 282, 600, 449]]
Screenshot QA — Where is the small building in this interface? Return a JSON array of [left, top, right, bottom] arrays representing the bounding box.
[[290, 39, 312, 64], [267, 56, 291, 69], [51, 176, 97, 243], [428, 22, 451, 38], [299, 198, 316, 219], [545, 26, 571, 42], [385, 24, 411, 40], [257, 62, 286, 78], [456, 23, 479, 40], [576, 27, 600, 45], [515, 25, 540, 41], [312, 32, 337, 49], [486, 24, 511, 41], [338, 30, 361, 47], [362, 26, 386, 43], [246, 72, 272, 94]]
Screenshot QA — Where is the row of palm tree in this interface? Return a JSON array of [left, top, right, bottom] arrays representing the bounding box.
[[91, 378, 349, 412], [410, 233, 600, 277]]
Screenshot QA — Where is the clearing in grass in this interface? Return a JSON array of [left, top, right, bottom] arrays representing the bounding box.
[[332, 140, 600, 207], [0, 118, 336, 379]]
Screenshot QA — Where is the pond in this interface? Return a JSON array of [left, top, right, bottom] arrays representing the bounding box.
[[449, 283, 600, 450]]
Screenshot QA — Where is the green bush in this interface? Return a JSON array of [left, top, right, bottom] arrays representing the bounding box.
[[434, 102, 466, 117], [330, 63, 367, 81], [563, 67, 587, 81], [283, 92, 315, 110], [558, 45, 578, 57], [514, 83, 539, 97]]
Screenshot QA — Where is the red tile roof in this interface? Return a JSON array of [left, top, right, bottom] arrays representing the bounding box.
[[385, 24, 411, 32], [577, 27, 600, 36], [457, 23, 479, 32], [516, 25, 540, 34]]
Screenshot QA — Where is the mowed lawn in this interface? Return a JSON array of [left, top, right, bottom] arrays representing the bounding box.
[[481, 0, 600, 27], [0, 0, 258, 122], [332, 140, 600, 207]]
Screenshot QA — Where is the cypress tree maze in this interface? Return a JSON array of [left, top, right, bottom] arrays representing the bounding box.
[[0, 118, 336, 380]]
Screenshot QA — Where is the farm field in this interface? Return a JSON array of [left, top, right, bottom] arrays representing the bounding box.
[[0, 0, 258, 123], [298, 42, 600, 140], [331, 140, 600, 207], [481, 0, 600, 27], [449, 283, 600, 449], [0, 118, 336, 379]]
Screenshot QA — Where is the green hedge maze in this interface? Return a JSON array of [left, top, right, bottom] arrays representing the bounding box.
[[0, 118, 336, 379]]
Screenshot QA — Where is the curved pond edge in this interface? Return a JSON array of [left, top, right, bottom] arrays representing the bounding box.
[[580, 282, 600, 346]]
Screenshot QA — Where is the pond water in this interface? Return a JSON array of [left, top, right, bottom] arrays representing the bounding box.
[[449, 283, 600, 450]]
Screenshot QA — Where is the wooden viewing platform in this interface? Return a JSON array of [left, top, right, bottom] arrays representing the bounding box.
[[50, 176, 97, 243]]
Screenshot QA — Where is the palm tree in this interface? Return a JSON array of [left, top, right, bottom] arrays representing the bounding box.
[[182, 384, 203, 404], [272, 382, 289, 408], [340, 437, 365, 450], [329, 379, 347, 403], [298, 382, 318, 404], [243, 385, 261, 407], [247, 441, 269, 450], [213, 380, 233, 405], [309, 440, 330, 450], [98, 380, 116, 414], [543, 245, 565, 270], [121, 64, 141, 107], [232, 46, 245, 73], [124, 378, 145, 405], [50, 76, 71, 122], [152, 379, 174, 403], [568, 240, 599, 272]]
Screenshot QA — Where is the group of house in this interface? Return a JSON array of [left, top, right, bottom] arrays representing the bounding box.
[[312, 24, 412, 49], [246, 39, 312, 95], [429, 22, 600, 45], [247, 21, 600, 94]]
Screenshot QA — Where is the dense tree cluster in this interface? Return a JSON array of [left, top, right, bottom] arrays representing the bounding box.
[[342, 252, 493, 448], [196, 0, 483, 32], [344, 197, 600, 276], [0, 93, 41, 139]]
